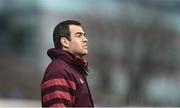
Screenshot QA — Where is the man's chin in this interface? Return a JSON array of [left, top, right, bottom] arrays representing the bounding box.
[[79, 51, 88, 56], [82, 52, 88, 56]]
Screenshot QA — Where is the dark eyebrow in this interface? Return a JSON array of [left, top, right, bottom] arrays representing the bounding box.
[[75, 32, 86, 35]]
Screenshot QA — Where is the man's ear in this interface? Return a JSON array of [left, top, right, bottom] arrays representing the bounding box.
[[60, 37, 69, 48]]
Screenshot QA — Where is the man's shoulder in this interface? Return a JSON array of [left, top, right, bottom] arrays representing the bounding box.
[[42, 59, 74, 82], [45, 60, 65, 73], [44, 59, 74, 75]]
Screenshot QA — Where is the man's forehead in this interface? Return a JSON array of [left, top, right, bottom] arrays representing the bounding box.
[[69, 25, 84, 33]]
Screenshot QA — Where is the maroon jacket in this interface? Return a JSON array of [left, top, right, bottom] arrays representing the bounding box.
[[41, 48, 94, 107]]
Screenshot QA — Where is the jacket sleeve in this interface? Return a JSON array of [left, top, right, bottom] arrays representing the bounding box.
[[41, 72, 76, 107]]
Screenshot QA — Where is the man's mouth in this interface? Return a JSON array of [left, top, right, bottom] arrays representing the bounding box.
[[83, 45, 88, 48]]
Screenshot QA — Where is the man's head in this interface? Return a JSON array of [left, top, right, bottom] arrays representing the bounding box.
[[53, 20, 88, 56]]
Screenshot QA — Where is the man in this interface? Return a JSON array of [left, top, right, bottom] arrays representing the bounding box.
[[41, 20, 94, 107]]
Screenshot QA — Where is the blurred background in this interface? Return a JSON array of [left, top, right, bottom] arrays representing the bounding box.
[[1, 0, 180, 107]]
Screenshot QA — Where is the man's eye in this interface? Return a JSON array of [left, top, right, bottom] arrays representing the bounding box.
[[76, 34, 82, 37], [84, 34, 86, 37]]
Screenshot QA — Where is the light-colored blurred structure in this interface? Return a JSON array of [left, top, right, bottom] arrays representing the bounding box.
[[1, 0, 180, 107], [0, 99, 40, 107]]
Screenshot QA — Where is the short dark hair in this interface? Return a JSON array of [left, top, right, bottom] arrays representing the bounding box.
[[53, 20, 81, 48]]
